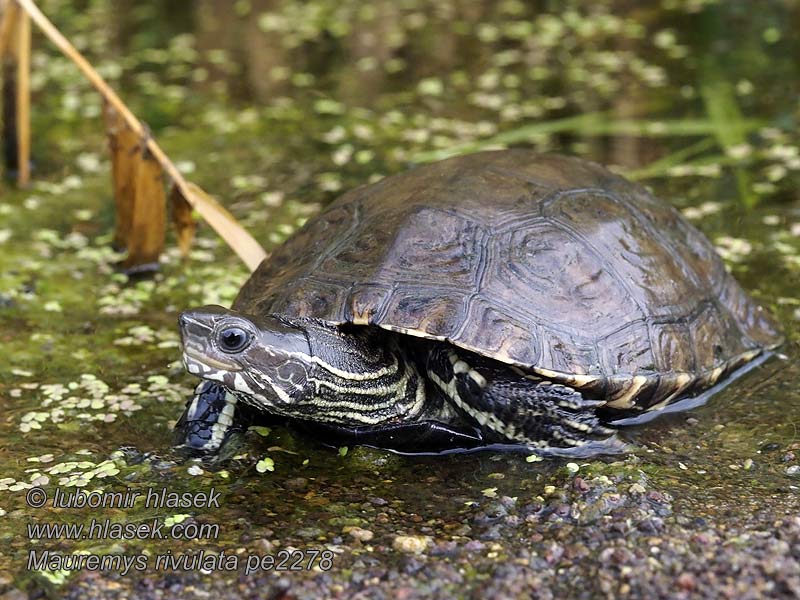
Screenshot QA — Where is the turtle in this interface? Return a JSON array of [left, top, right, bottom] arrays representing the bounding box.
[[175, 150, 782, 456]]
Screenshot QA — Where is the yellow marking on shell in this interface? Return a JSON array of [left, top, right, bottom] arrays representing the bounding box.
[[648, 372, 696, 411], [605, 375, 650, 410], [370, 318, 772, 420], [564, 373, 601, 388], [647, 397, 672, 411], [379, 324, 448, 342], [392, 326, 414, 337], [740, 349, 761, 362], [510, 366, 527, 377], [532, 367, 562, 380], [708, 366, 724, 385], [675, 372, 693, 390], [349, 299, 374, 326], [416, 316, 442, 336]]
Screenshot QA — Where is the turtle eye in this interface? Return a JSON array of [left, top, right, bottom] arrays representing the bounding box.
[[218, 326, 250, 353]]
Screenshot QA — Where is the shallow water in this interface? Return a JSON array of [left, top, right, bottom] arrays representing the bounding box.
[[1, 0, 799, 597]]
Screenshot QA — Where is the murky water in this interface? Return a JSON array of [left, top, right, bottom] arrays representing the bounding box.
[[1, 0, 799, 597]]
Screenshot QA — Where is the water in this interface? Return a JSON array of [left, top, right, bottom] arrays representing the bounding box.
[[0, 0, 798, 596]]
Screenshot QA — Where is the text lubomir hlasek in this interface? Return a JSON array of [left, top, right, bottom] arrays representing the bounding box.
[[50, 486, 220, 509]]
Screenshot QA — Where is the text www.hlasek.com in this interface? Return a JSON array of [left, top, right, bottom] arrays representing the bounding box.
[[28, 518, 218, 541]]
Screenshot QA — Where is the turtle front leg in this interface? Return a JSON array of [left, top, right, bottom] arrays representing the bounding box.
[[427, 347, 618, 452], [174, 381, 249, 455]]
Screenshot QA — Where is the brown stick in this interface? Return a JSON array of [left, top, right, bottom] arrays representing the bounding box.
[[15, 6, 29, 185], [12, 0, 267, 270], [0, 1, 18, 61]]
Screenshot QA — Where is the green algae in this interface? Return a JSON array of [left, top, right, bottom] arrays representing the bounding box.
[[0, 0, 798, 596]]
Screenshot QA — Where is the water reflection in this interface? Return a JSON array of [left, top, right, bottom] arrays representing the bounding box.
[[89, 0, 797, 211]]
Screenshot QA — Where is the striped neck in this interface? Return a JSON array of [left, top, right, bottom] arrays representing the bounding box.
[[283, 326, 426, 426]]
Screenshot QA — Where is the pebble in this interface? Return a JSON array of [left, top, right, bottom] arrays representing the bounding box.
[[463, 540, 486, 552], [284, 477, 308, 491], [392, 535, 430, 553], [676, 572, 697, 591], [760, 442, 781, 453], [346, 527, 374, 542]]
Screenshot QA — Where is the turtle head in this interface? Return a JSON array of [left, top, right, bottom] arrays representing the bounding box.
[[178, 305, 314, 410], [177, 305, 424, 455]]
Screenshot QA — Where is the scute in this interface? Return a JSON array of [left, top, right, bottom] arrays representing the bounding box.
[[490, 220, 644, 335], [234, 150, 782, 408]]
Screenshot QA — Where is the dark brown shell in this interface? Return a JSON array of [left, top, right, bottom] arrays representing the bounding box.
[[235, 150, 782, 409]]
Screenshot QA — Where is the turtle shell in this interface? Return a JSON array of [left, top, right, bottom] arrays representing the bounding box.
[[234, 150, 782, 410]]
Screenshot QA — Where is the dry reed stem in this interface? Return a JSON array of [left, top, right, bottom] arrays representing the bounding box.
[[0, 0, 19, 61], [13, 0, 267, 271], [14, 6, 29, 185]]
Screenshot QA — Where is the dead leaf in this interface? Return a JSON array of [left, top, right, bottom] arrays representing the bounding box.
[[169, 183, 196, 258], [104, 104, 140, 251], [123, 146, 166, 271]]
